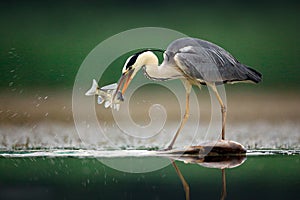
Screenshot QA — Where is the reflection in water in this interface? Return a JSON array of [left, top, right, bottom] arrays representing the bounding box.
[[171, 155, 247, 200], [1, 152, 299, 199], [171, 161, 190, 200], [221, 169, 226, 200]]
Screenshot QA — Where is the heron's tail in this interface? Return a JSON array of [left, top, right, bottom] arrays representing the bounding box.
[[244, 66, 262, 83], [85, 79, 99, 96]]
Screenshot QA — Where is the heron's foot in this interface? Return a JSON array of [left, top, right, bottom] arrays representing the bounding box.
[[221, 130, 225, 140], [164, 145, 173, 151]]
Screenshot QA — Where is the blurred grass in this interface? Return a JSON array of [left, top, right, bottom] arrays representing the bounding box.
[[0, 0, 299, 92]]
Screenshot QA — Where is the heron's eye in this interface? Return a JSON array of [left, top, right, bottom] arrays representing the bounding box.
[[122, 50, 150, 73], [123, 54, 139, 73]]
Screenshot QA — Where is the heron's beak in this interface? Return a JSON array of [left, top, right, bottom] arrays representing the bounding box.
[[114, 69, 135, 99]]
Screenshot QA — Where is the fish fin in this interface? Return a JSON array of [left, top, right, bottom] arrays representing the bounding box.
[[114, 104, 120, 111], [104, 100, 111, 108], [101, 83, 118, 90], [85, 79, 99, 96], [97, 96, 104, 104]]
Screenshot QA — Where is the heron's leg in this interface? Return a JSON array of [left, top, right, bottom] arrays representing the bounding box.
[[221, 169, 227, 200], [166, 81, 191, 150], [210, 84, 226, 140], [171, 160, 190, 200]]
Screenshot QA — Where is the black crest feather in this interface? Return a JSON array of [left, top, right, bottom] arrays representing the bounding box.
[[124, 49, 168, 70]]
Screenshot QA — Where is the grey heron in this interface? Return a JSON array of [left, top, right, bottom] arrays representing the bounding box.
[[114, 37, 262, 150]]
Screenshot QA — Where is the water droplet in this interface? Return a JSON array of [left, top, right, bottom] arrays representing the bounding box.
[[8, 82, 13, 87], [44, 96, 48, 100], [45, 112, 49, 117]]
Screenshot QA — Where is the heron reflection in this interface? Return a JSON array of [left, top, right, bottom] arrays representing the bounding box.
[[170, 155, 246, 200]]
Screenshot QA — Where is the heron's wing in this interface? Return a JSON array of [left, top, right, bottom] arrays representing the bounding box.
[[174, 45, 259, 84]]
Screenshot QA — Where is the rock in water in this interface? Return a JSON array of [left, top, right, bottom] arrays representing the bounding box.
[[166, 140, 247, 156]]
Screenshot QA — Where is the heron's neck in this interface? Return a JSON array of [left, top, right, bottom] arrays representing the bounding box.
[[135, 51, 160, 79], [137, 51, 181, 80], [136, 51, 159, 68]]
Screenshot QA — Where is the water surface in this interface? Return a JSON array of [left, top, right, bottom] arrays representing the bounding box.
[[0, 150, 299, 200]]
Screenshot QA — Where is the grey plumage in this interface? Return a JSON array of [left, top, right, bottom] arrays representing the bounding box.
[[159, 37, 262, 85], [115, 37, 262, 150]]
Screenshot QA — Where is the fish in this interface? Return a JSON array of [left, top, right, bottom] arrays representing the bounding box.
[[85, 79, 124, 110]]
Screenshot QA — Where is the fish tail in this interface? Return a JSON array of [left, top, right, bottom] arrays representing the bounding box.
[[85, 79, 99, 96]]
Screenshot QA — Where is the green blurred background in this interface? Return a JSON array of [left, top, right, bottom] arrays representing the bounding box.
[[0, 2, 299, 199], [0, 0, 299, 92]]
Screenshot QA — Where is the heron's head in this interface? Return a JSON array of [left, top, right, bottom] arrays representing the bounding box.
[[115, 50, 159, 97]]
